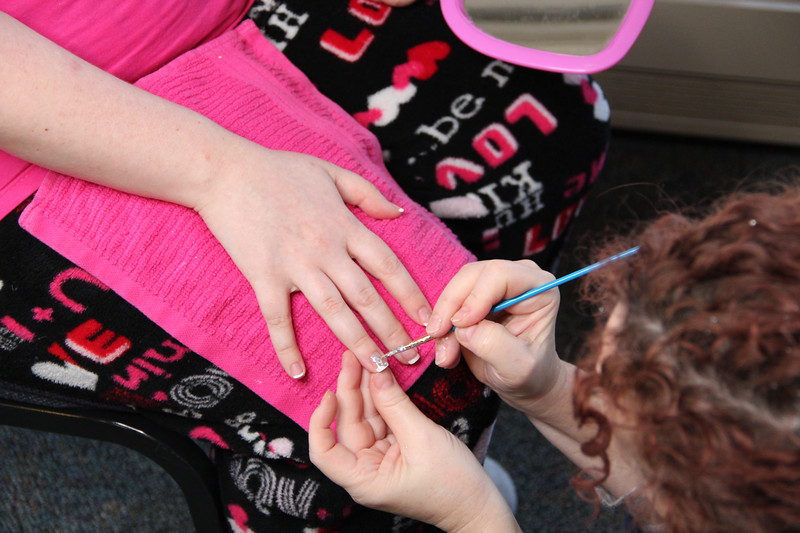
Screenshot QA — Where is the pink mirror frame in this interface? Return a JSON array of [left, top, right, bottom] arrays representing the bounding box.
[[440, 0, 655, 74]]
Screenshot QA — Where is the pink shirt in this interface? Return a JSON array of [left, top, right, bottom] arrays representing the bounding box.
[[0, 0, 253, 216]]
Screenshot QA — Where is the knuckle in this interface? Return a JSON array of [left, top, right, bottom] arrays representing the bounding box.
[[274, 344, 297, 360], [484, 259, 510, 276], [380, 323, 407, 346], [350, 334, 376, 353], [263, 310, 291, 328], [320, 294, 348, 315], [386, 323, 406, 341], [353, 285, 381, 309], [375, 252, 403, 277]]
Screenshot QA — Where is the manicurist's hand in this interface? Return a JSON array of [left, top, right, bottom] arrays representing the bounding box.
[[424, 260, 567, 417], [309, 351, 521, 533], [0, 12, 431, 379], [425, 260, 644, 499]]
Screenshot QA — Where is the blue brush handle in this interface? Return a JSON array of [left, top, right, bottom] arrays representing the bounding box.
[[488, 245, 640, 315], [442, 245, 640, 334]]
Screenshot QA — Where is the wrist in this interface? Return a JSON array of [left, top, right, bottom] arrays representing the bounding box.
[[185, 130, 254, 213], [517, 358, 575, 423], [496, 356, 573, 422], [443, 485, 521, 533]]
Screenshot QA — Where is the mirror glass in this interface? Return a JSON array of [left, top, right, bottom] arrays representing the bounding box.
[[463, 0, 631, 56]]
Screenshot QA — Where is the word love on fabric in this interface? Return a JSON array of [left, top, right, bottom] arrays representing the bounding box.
[[319, 0, 392, 61], [429, 91, 557, 191]]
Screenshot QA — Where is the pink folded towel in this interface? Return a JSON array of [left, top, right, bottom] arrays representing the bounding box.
[[19, 21, 474, 431]]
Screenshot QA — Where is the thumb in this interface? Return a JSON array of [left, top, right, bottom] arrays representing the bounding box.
[[333, 168, 405, 219], [369, 370, 433, 438], [456, 320, 531, 379]]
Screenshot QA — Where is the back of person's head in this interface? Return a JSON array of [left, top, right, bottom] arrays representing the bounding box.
[[574, 186, 800, 532]]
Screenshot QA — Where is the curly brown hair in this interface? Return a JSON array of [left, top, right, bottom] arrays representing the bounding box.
[[572, 187, 800, 532]]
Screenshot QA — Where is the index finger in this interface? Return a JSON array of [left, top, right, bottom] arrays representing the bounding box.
[[429, 260, 556, 335]]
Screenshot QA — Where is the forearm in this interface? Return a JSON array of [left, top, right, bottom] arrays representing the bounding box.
[[0, 12, 245, 209], [519, 361, 642, 500]]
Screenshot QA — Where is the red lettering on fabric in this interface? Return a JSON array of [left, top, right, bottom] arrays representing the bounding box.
[[142, 340, 190, 363], [113, 365, 150, 390], [589, 151, 606, 185], [132, 357, 171, 378], [505, 93, 557, 135], [348, 0, 391, 25], [522, 224, 549, 257], [472, 123, 518, 168], [552, 203, 579, 241], [436, 157, 484, 190], [320, 28, 374, 62], [48, 342, 78, 366], [31, 343, 98, 391], [1, 315, 34, 342], [50, 267, 110, 313], [65, 319, 131, 364], [580, 77, 599, 104], [564, 173, 587, 199], [482, 227, 501, 253]]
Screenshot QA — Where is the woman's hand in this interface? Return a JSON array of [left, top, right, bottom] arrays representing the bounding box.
[[196, 146, 432, 378], [309, 351, 520, 533], [424, 260, 566, 416]]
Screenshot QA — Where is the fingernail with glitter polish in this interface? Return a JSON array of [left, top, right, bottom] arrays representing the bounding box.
[[370, 353, 389, 372]]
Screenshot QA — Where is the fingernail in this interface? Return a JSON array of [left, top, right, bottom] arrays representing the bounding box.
[[451, 308, 468, 325], [373, 370, 393, 390], [370, 353, 389, 372], [426, 314, 442, 334], [290, 363, 305, 379], [407, 353, 420, 365], [418, 306, 432, 324], [434, 339, 447, 366]]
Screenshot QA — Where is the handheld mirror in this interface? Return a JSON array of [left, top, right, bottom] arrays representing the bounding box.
[[440, 0, 654, 74]]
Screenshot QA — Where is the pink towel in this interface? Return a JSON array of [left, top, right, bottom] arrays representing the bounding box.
[[19, 21, 474, 431]]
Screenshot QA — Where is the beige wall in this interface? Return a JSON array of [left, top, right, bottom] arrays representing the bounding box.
[[596, 0, 800, 146], [463, 0, 800, 145]]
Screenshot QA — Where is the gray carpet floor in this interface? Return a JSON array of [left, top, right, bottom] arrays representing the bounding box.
[[1, 130, 798, 532]]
